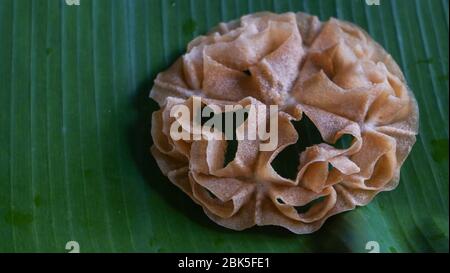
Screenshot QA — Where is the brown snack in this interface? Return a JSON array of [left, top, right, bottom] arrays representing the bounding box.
[[149, 12, 419, 234]]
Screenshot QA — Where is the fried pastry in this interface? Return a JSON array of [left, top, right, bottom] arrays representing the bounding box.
[[150, 12, 418, 234]]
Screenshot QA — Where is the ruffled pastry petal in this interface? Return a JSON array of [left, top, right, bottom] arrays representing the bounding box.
[[344, 130, 398, 191], [151, 145, 187, 176], [175, 12, 305, 105], [167, 167, 195, 199], [258, 104, 362, 193], [295, 12, 322, 46], [269, 185, 337, 223], [256, 110, 302, 185], [190, 172, 255, 218], [247, 21, 304, 105], [150, 59, 202, 107], [204, 196, 257, 231], [293, 71, 380, 122], [259, 185, 355, 234], [375, 126, 417, 166], [310, 18, 373, 57]]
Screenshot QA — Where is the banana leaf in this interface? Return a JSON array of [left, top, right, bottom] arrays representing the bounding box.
[[0, 0, 448, 253]]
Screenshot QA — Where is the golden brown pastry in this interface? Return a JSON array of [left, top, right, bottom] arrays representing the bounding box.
[[150, 12, 419, 234]]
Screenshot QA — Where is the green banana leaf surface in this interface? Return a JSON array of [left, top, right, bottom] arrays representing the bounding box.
[[0, 0, 448, 252]]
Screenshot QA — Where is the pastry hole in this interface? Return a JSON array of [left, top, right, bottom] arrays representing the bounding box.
[[333, 134, 354, 149], [218, 108, 249, 167], [224, 139, 239, 167], [242, 69, 251, 76], [271, 115, 324, 180], [196, 106, 249, 167], [328, 163, 333, 171], [294, 196, 327, 214], [276, 198, 285, 204], [205, 188, 218, 200], [199, 105, 249, 133], [199, 104, 213, 126]]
